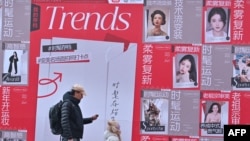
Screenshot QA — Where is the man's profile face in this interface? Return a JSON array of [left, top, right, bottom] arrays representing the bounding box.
[[74, 90, 84, 100]]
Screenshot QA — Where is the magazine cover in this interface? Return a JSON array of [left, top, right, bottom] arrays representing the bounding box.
[[143, 0, 202, 43], [200, 90, 250, 137], [140, 89, 169, 135], [203, 0, 250, 44], [30, 1, 143, 141], [200, 90, 229, 137], [2, 42, 29, 85], [144, 5, 170, 42], [203, 0, 231, 44], [0, 0, 30, 85], [167, 90, 200, 136], [1, 0, 30, 42], [140, 89, 200, 140], [172, 44, 201, 89], [231, 45, 250, 90], [201, 44, 232, 90]]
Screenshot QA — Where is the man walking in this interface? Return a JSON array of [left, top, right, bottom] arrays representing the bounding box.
[[61, 84, 98, 141]]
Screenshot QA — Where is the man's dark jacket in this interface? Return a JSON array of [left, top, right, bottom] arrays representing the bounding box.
[[61, 91, 93, 139]]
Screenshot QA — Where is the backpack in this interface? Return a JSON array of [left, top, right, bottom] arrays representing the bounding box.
[[49, 100, 64, 135]]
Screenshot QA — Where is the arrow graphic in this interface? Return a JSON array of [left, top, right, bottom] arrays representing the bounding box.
[[37, 72, 62, 98]]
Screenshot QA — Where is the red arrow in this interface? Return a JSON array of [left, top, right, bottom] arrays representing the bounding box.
[[37, 72, 62, 98]]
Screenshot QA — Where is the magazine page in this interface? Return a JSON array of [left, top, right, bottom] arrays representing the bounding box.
[[203, 0, 250, 44], [144, 0, 202, 43], [1, 0, 30, 84], [172, 44, 201, 89], [200, 90, 229, 137], [200, 90, 250, 138], [1, 0, 30, 42], [231, 45, 250, 91], [30, 2, 143, 141], [140, 89, 169, 135], [201, 44, 232, 90], [168, 90, 199, 136], [2, 42, 29, 85], [202, 0, 231, 44], [140, 89, 200, 140]]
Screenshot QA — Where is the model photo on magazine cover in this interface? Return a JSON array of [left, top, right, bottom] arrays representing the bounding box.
[[173, 54, 198, 88], [200, 100, 228, 136], [204, 7, 230, 43], [144, 6, 170, 42], [140, 89, 169, 135]]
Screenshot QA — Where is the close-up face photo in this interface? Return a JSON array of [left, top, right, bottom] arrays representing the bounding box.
[[210, 14, 224, 32], [212, 105, 219, 112], [153, 14, 163, 26], [179, 59, 191, 74]]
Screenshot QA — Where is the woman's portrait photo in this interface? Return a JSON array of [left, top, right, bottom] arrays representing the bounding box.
[[204, 102, 221, 123], [205, 7, 230, 43], [144, 7, 170, 42], [148, 10, 167, 36], [201, 100, 228, 136], [173, 54, 198, 88]]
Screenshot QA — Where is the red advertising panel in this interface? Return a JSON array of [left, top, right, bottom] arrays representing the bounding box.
[[29, 1, 143, 141], [0, 0, 249, 141], [0, 0, 31, 140]]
